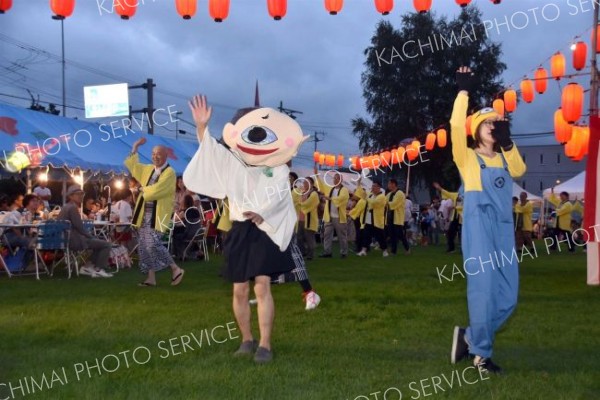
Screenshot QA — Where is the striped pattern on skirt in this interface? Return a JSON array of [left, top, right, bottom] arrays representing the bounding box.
[[138, 209, 174, 273], [271, 234, 309, 284]]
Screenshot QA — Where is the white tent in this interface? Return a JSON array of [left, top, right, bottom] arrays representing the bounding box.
[[513, 182, 542, 202], [543, 171, 586, 200]]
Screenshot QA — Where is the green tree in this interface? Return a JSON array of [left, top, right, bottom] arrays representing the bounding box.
[[352, 7, 506, 191]]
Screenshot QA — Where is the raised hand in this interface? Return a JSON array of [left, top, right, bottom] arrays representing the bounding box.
[[456, 66, 476, 93], [132, 137, 147, 153], [188, 95, 213, 143]]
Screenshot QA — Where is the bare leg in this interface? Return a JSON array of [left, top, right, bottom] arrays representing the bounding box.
[[145, 269, 156, 285], [170, 263, 182, 279], [253, 275, 274, 350], [233, 282, 253, 342]]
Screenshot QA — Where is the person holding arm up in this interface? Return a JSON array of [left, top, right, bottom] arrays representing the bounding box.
[[450, 67, 526, 374]]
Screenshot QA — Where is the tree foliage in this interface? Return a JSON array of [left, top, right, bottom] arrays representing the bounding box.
[[352, 7, 506, 190]]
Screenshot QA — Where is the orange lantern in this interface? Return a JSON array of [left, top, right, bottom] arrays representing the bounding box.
[[375, 0, 393, 15], [326, 154, 336, 167], [209, 0, 229, 22], [372, 154, 382, 168], [572, 41, 587, 71], [267, 0, 286, 20], [551, 52, 566, 80], [390, 148, 399, 164], [413, 0, 432, 13], [0, 0, 13, 14], [504, 89, 517, 113], [594, 25, 600, 53], [520, 78, 534, 103], [50, 0, 75, 19], [406, 144, 419, 161], [396, 147, 406, 163], [336, 154, 344, 167], [554, 109, 573, 143], [325, 0, 343, 15], [465, 115, 473, 137], [176, 0, 197, 19], [493, 98, 505, 117], [411, 140, 421, 155], [380, 151, 392, 166], [313, 151, 320, 162], [319, 153, 325, 165], [455, 0, 471, 7], [565, 125, 587, 160], [581, 126, 590, 156], [352, 156, 362, 170], [437, 129, 447, 148], [115, 0, 136, 19], [425, 133, 436, 151], [561, 83, 584, 124], [490, 0, 501, 3], [534, 67, 548, 94], [565, 134, 578, 158]]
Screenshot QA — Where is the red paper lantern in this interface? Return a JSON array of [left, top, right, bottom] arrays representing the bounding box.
[[319, 153, 325, 165], [465, 115, 473, 137], [352, 156, 362, 170], [0, 0, 13, 14], [594, 25, 600, 53], [406, 144, 419, 161], [395, 147, 406, 163], [313, 151, 320, 162], [554, 108, 573, 144], [209, 0, 229, 22], [375, 0, 393, 15], [176, 0, 197, 19], [413, 0, 432, 14], [534, 67, 548, 94], [380, 151, 391, 166], [50, 0, 75, 19], [504, 89, 517, 113], [551, 52, 566, 80], [561, 83, 584, 124], [493, 98, 505, 117], [267, 0, 286, 20], [411, 140, 421, 154], [455, 0, 471, 7], [566, 125, 588, 160], [572, 41, 587, 71], [114, 0, 136, 19], [336, 154, 344, 168], [425, 133, 436, 151], [490, 0, 501, 3], [437, 129, 447, 148], [520, 78, 534, 103], [325, 0, 343, 15], [326, 154, 336, 167]]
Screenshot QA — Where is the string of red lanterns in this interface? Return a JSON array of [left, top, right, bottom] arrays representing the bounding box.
[[0, 0, 12, 14], [50, 0, 75, 19]]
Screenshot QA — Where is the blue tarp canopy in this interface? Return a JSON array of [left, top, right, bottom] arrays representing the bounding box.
[[0, 103, 198, 174]]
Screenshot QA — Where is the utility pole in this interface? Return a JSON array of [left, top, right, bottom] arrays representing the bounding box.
[[278, 101, 303, 119], [312, 131, 325, 171], [129, 78, 156, 134]]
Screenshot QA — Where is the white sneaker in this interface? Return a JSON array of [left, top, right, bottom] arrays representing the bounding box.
[[94, 269, 113, 278], [249, 299, 258, 305], [357, 249, 367, 256], [304, 291, 321, 311], [79, 266, 95, 276], [383, 250, 389, 257]]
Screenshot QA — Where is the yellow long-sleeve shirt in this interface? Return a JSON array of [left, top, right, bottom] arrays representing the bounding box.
[[300, 191, 320, 232], [548, 194, 573, 231], [450, 93, 527, 191], [349, 198, 367, 229], [320, 181, 349, 224], [366, 192, 387, 229], [514, 200, 533, 232], [441, 189, 463, 223], [386, 189, 406, 225]]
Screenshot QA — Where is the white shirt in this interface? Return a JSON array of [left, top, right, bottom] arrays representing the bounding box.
[[404, 199, 413, 222], [34, 186, 51, 209], [330, 187, 340, 219], [183, 128, 296, 251], [113, 200, 132, 223]]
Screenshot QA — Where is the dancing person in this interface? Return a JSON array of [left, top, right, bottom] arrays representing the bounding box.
[[386, 179, 410, 255], [514, 192, 534, 252], [183, 95, 309, 363], [548, 188, 575, 253], [125, 138, 185, 287], [319, 172, 349, 258], [58, 186, 113, 278], [358, 181, 388, 257], [433, 182, 463, 253], [348, 182, 368, 254], [300, 177, 320, 261], [449, 67, 526, 374]]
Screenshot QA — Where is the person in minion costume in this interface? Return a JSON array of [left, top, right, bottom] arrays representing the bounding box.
[[450, 67, 527, 374]]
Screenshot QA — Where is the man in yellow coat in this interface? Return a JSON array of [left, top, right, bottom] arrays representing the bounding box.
[[319, 173, 350, 258], [125, 137, 184, 287], [548, 188, 575, 252], [358, 181, 388, 257], [386, 179, 410, 255]]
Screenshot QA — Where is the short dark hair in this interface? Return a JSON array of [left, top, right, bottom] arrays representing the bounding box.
[[23, 194, 38, 208], [289, 172, 298, 180], [512, 196, 518, 202], [389, 178, 398, 186], [560, 191, 569, 198], [372, 181, 382, 187]]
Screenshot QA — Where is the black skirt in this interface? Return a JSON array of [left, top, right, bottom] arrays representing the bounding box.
[[222, 220, 295, 283]]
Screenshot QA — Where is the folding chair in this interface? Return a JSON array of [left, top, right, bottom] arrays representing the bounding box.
[[35, 220, 71, 279], [181, 220, 208, 262]]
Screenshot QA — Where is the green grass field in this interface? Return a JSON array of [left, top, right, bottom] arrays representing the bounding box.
[[1, 241, 599, 400]]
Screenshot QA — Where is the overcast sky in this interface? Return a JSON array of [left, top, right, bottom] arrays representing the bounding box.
[[0, 0, 590, 168]]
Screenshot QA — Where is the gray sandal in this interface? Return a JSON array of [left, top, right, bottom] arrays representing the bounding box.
[[254, 346, 273, 364], [233, 340, 258, 357]]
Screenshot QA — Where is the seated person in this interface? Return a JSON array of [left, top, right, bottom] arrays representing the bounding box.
[[2, 193, 34, 250], [57, 186, 113, 278], [0, 194, 9, 212], [83, 198, 96, 220], [172, 194, 202, 260], [112, 191, 134, 245]]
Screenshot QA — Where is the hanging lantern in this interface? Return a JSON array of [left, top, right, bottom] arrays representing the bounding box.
[[561, 83, 584, 124], [336, 154, 344, 168], [520, 78, 534, 103], [176, 0, 197, 19], [425, 133, 436, 151], [565, 125, 588, 160], [534, 67, 548, 94], [325, 0, 343, 15], [380, 151, 392, 167], [437, 129, 447, 148], [114, 0, 136, 19], [209, 0, 229, 22], [406, 144, 419, 161], [352, 156, 362, 170], [396, 147, 406, 163], [319, 153, 325, 165], [581, 126, 590, 157], [490, 0, 501, 3], [551, 52, 566, 80], [50, 0, 75, 19], [390, 148, 399, 164], [326, 154, 336, 167], [554, 109, 573, 144], [411, 140, 421, 154], [267, 0, 286, 20], [413, 0, 432, 14], [0, 0, 13, 14], [455, 0, 471, 7], [594, 25, 600, 53], [313, 151, 320, 162], [504, 89, 517, 113], [374, 0, 393, 15], [572, 41, 587, 71], [492, 98, 505, 117]]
